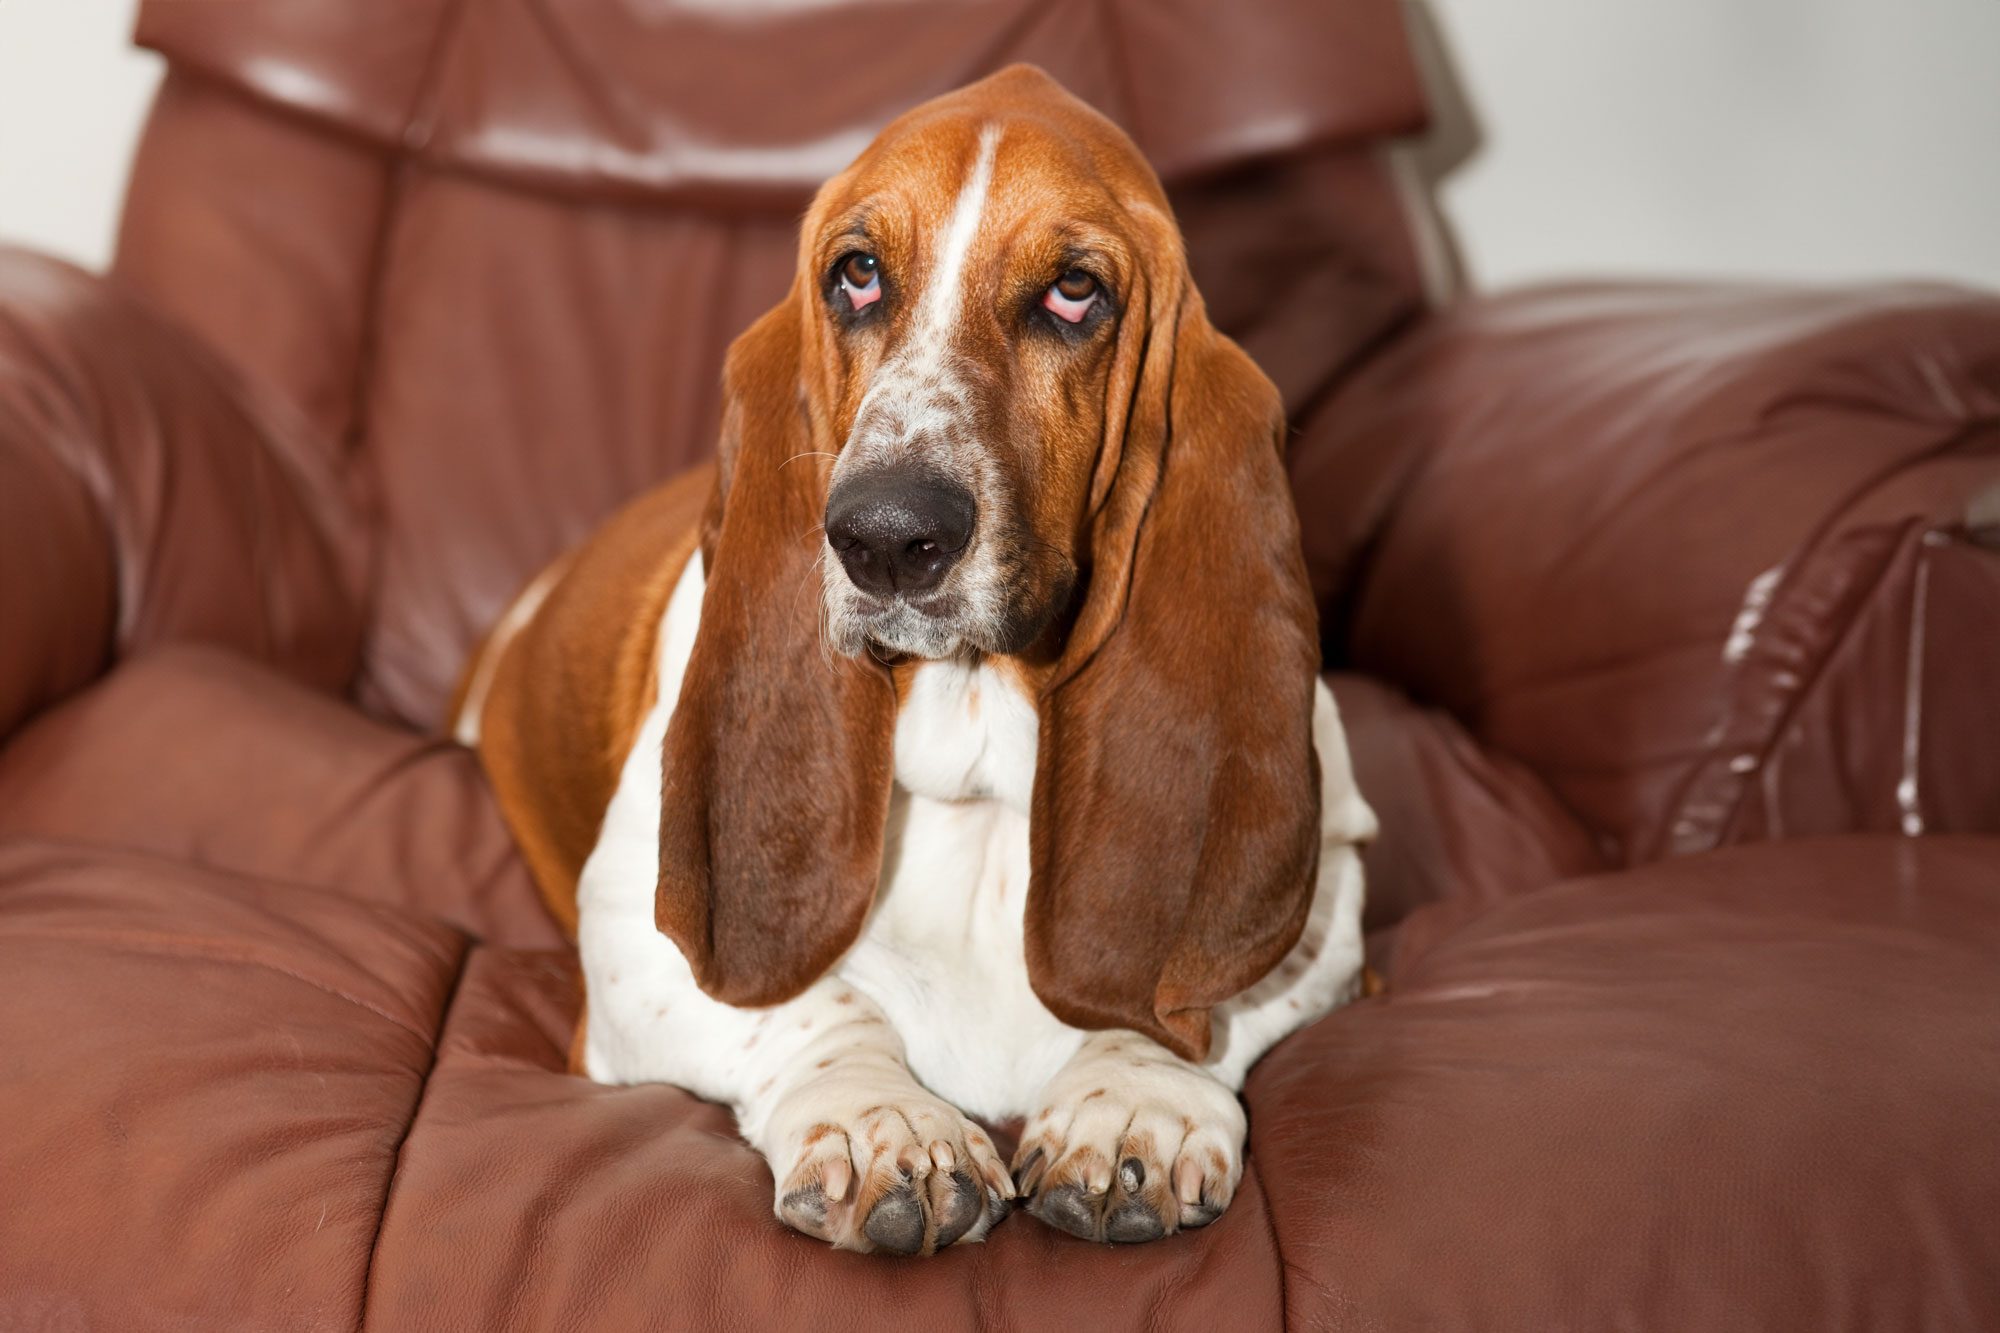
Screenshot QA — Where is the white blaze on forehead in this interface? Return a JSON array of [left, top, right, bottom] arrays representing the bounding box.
[[916, 123, 1002, 345], [842, 122, 1002, 452]]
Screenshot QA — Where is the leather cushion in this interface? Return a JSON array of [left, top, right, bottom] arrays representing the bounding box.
[[1255, 835, 2000, 1328], [5, 826, 1994, 1324], [0, 646, 558, 950], [0, 840, 466, 1329]]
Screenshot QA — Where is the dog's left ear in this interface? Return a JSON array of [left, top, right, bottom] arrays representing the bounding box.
[[654, 294, 898, 1007], [1025, 279, 1323, 1063]]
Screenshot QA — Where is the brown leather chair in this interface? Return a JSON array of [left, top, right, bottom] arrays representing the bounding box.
[[3, 3, 1996, 1326]]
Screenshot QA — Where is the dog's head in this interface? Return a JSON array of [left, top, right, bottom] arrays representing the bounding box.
[[804, 69, 1180, 662], [657, 67, 1322, 1060]]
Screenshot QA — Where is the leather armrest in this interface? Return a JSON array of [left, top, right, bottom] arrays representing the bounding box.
[[0, 247, 366, 741], [1288, 282, 2000, 861]]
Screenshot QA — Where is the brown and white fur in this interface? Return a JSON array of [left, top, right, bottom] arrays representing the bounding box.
[[455, 67, 1374, 1256]]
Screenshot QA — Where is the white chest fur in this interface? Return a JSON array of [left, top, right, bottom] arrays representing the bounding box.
[[839, 659, 1085, 1119], [890, 658, 1040, 813]]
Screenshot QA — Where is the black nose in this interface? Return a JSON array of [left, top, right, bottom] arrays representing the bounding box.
[[824, 472, 975, 597]]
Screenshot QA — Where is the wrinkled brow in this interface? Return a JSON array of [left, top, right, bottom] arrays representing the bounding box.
[[826, 204, 875, 238], [815, 206, 876, 256]]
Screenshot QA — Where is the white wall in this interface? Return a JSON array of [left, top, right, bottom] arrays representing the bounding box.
[[0, 0, 158, 271], [1429, 0, 2000, 290], [0, 0, 1995, 291]]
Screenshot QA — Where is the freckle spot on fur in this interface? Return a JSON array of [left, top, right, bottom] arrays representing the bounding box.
[[815, 1058, 833, 1070], [1288, 998, 1302, 1010], [802, 1124, 840, 1148], [745, 1033, 759, 1050], [655, 1006, 667, 1018], [835, 992, 855, 1005], [757, 1077, 774, 1095], [1081, 1088, 1105, 1101]]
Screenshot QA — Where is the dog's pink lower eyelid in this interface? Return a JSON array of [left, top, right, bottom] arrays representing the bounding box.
[[1044, 289, 1094, 322], [846, 282, 880, 310]]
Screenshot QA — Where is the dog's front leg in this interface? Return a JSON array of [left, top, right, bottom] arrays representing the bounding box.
[[739, 981, 1016, 1254], [569, 621, 1016, 1254], [579, 906, 1012, 1253]]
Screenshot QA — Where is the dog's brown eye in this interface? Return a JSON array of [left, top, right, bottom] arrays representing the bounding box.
[[841, 254, 879, 288], [837, 253, 882, 311], [1044, 268, 1100, 324], [1055, 269, 1096, 301]]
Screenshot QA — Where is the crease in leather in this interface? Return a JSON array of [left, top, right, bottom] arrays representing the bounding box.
[[340, 0, 473, 440], [6, 925, 449, 1050], [1246, 1155, 1295, 1331], [1664, 525, 1913, 849], [1658, 516, 1936, 858], [337, 0, 476, 720], [357, 934, 474, 1332]]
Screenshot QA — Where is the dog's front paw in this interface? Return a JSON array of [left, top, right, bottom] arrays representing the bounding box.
[[764, 1081, 1014, 1255], [1013, 1039, 1247, 1243]]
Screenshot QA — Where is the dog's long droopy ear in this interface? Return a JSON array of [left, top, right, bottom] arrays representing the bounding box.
[[1026, 289, 1323, 1063], [655, 297, 897, 1006]]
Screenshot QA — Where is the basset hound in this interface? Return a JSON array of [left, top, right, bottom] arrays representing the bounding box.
[[454, 65, 1375, 1255]]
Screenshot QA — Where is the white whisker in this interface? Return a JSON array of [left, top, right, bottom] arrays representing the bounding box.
[[780, 451, 840, 471]]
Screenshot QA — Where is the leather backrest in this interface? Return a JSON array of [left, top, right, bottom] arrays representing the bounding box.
[[114, 0, 1437, 724]]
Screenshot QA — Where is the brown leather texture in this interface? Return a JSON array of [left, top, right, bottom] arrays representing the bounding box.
[[2, 0, 1997, 1326]]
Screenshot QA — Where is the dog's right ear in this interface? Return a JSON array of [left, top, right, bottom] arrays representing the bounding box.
[[654, 294, 897, 1007]]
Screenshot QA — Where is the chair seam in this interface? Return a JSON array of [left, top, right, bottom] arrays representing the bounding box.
[[354, 934, 473, 1333], [1248, 1148, 1293, 1331]]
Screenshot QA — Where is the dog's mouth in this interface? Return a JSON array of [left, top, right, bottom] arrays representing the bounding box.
[[824, 541, 1077, 664], [827, 580, 975, 660]]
